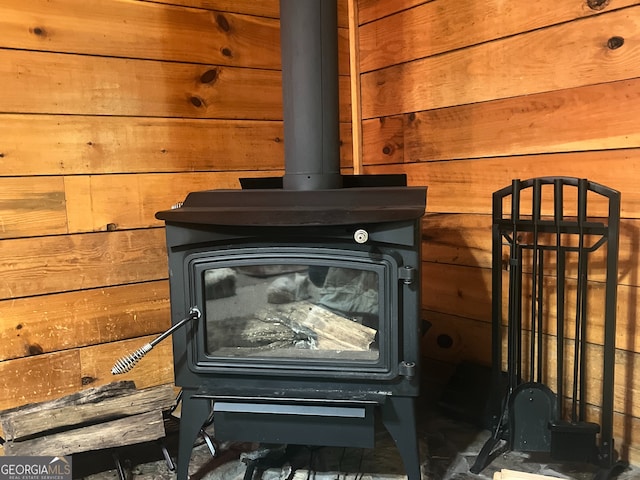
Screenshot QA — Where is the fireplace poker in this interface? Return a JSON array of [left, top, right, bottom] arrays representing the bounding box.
[[111, 306, 202, 375]]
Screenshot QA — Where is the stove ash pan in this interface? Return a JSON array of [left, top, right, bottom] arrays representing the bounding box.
[[155, 185, 426, 480]]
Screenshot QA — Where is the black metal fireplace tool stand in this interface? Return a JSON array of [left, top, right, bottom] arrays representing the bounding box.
[[470, 177, 627, 479]]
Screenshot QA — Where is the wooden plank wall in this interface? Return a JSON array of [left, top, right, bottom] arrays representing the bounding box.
[[0, 0, 350, 412], [357, 0, 640, 463]]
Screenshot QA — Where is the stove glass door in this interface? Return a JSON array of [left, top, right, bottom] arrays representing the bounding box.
[[201, 261, 381, 362]]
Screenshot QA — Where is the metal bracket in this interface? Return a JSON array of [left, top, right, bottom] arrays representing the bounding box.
[[398, 266, 416, 285], [399, 361, 416, 379]]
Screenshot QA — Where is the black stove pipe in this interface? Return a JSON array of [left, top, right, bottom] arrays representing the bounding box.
[[279, 0, 343, 191]]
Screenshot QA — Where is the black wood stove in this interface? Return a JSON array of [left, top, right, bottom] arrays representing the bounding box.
[[154, 1, 427, 478]]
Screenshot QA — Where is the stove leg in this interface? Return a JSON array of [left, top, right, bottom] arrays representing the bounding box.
[[381, 396, 421, 480], [177, 391, 212, 480]]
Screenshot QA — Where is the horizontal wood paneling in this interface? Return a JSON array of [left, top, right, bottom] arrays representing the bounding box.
[[422, 214, 640, 288], [0, 0, 355, 414], [79, 338, 174, 391], [365, 149, 640, 217], [0, 49, 282, 119], [0, 281, 170, 361], [422, 261, 640, 354], [423, 262, 492, 323], [422, 312, 640, 426], [421, 310, 491, 365], [0, 49, 352, 121], [0, 351, 80, 412], [150, 0, 350, 28], [0, 338, 173, 411], [361, 7, 640, 118], [0, 116, 354, 176], [0, 229, 168, 299], [362, 0, 640, 463], [1, 166, 380, 238], [359, 0, 640, 72], [0, 1, 351, 73], [145, 0, 280, 19], [363, 78, 640, 164], [358, 0, 431, 25], [63, 171, 282, 234], [0, 177, 67, 238], [0, 0, 281, 69], [422, 213, 493, 268]]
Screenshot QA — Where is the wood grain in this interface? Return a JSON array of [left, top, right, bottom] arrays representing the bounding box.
[[0, 177, 67, 239], [0, 116, 352, 176], [151, 0, 351, 28], [0, 382, 174, 441], [0, 229, 168, 299], [362, 114, 404, 165], [365, 149, 640, 217], [140, 0, 280, 19], [0, 0, 281, 69], [411, 79, 640, 161], [0, 49, 352, 120], [0, 281, 170, 361], [357, 0, 431, 25], [80, 337, 174, 391], [0, 337, 174, 411], [0, 351, 81, 411], [0, 49, 283, 119], [421, 214, 640, 287], [422, 261, 640, 353], [361, 7, 640, 118], [63, 171, 281, 233], [0, 116, 283, 175], [359, 0, 639, 72], [2, 410, 166, 456], [421, 309, 640, 419]]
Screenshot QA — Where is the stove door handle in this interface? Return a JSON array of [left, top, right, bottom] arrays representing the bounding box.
[[111, 307, 202, 375]]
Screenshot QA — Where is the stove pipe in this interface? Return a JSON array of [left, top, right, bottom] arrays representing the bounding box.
[[279, 0, 343, 191]]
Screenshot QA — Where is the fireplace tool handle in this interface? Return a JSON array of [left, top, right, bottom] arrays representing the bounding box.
[[111, 306, 202, 375]]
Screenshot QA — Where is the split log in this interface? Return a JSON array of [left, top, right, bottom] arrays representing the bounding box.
[[494, 469, 565, 480], [0, 381, 175, 456], [0, 381, 174, 441], [256, 301, 377, 351], [1, 411, 166, 457]]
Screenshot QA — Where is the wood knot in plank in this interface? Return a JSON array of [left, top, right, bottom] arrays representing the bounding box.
[[221, 47, 233, 57], [216, 13, 230, 32], [200, 68, 218, 84], [30, 26, 47, 37], [190, 96, 204, 107], [607, 36, 624, 50], [28, 344, 44, 356], [436, 334, 454, 349], [587, 0, 609, 10], [382, 144, 394, 155]]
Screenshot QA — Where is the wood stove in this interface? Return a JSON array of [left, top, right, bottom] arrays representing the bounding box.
[[156, 185, 425, 479], [154, 1, 427, 478]]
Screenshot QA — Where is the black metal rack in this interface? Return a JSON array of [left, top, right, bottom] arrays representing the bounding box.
[[471, 177, 626, 479]]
